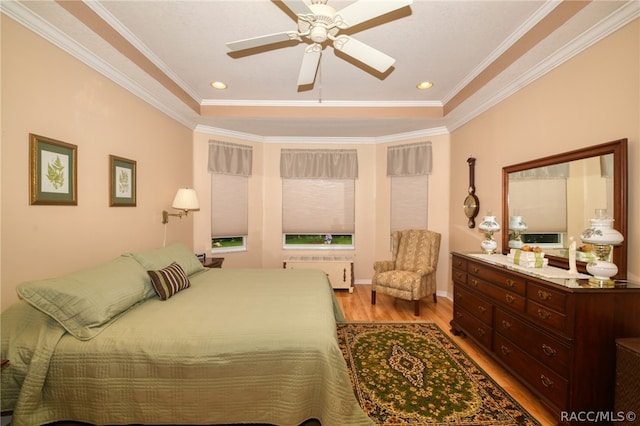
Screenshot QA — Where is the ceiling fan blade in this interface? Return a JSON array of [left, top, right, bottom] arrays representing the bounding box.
[[332, 35, 395, 73], [280, 0, 314, 16], [226, 31, 300, 51], [335, 0, 413, 28], [298, 44, 322, 86]]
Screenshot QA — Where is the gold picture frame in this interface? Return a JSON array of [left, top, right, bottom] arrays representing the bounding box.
[[109, 155, 137, 207], [29, 133, 78, 205]]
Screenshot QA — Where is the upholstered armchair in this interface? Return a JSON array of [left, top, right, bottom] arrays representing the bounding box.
[[371, 229, 441, 316]]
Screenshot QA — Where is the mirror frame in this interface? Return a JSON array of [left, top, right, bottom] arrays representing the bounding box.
[[502, 139, 628, 279]]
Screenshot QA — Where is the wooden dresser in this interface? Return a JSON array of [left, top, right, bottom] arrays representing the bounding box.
[[450, 252, 640, 424]]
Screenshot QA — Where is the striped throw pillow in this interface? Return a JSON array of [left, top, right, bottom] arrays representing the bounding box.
[[147, 262, 190, 300]]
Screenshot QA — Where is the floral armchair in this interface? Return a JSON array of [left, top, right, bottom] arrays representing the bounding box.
[[371, 229, 441, 316]]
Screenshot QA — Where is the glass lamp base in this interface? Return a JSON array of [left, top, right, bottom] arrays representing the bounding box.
[[508, 240, 524, 249], [481, 239, 497, 254], [586, 260, 618, 288]]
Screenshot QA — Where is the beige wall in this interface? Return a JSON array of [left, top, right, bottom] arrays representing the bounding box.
[[192, 134, 451, 294], [450, 18, 640, 282], [2, 14, 638, 312], [1, 16, 194, 310]]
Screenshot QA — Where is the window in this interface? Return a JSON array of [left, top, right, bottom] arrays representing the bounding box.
[[211, 173, 248, 253], [209, 141, 252, 253], [387, 142, 432, 232], [281, 149, 357, 250]]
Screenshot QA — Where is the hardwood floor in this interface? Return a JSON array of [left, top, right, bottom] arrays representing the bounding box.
[[334, 284, 558, 426]]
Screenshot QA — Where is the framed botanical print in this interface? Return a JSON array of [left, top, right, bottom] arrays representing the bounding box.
[[29, 133, 78, 205], [109, 155, 137, 207]]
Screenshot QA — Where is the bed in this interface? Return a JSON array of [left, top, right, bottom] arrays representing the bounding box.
[[1, 243, 372, 426]]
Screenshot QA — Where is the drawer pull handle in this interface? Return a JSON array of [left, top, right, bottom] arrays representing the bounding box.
[[537, 290, 552, 301], [537, 309, 551, 320], [540, 374, 554, 388], [542, 344, 557, 357], [505, 279, 515, 288], [472, 266, 480, 274], [456, 312, 463, 319], [477, 328, 485, 337], [505, 294, 515, 304], [455, 272, 463, 280], [501, 320, 512, 330], [500, 345, 511, 355], [470, 279, 479, 288], [477, 306, 486, 314]]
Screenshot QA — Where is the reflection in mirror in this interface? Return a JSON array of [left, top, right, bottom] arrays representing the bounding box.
[[502, 139, 627, 279]]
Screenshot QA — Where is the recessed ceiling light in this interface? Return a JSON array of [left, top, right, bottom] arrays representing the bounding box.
[[211, 81, 227, 90], [417, 81, 433, 90]]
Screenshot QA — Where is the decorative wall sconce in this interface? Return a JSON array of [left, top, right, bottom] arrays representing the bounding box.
[[580, 209, 623, 287], [162, 188, 199, 224], [479, 215, 500, 254], [508, 215, 528, 249]]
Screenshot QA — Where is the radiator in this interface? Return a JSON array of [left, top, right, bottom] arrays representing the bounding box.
[[284, 256, 354, 292]]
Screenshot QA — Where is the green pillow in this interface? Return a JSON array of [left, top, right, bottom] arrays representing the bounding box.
[[16, 256, 152, 340], [127, 242, 205, 276]]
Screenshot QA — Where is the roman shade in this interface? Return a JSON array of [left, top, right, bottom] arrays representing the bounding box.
[[387, 142, 432, 232], [209, 141, 252, 238], [281, 149, 357, 234]]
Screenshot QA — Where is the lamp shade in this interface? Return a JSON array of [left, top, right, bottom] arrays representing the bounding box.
[[508, 215, 527, 232], [580, 217, 623, 245], [172, 188, 199, 210], [478, 216, 500, 232]]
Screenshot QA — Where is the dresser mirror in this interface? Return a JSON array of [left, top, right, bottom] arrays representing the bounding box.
[[502, 139, 628, 279]]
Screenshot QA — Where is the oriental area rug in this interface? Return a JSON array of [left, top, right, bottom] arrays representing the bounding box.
[[336, 322, 541, 426]]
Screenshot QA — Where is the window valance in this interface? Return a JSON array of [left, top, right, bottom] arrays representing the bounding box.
[[280, 149, 358, 179], [387, 142, 432, 177], [509, 163, 570, 180], [208, 141, 253, 177]]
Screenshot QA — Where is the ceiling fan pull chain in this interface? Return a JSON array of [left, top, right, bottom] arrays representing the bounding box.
[[318, 60, 323, 103]]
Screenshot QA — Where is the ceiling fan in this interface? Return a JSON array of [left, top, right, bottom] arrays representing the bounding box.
[[226, 0, 413, 86]]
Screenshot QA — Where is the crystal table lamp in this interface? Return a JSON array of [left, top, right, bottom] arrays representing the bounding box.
[[479, 215, 501, 254], [580, 210, 624, 287], [508, 215, 528, 249]]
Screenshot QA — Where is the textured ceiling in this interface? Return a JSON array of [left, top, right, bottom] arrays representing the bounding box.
[[4, 0, 638, 140]]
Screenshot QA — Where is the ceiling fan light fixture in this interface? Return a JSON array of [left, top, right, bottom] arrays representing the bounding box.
[[211, 81, 227, 90], [417, 81, 433, 90]]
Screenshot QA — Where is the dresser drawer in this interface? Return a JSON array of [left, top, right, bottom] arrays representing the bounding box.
[[527, 282, 567, 314], [453, 305, 492, 349], [495, 308, 571, 376], [452, 268, 467, 285], [527, 300, 569, 335], [494, 333, 568, 410], [452, 255, 467, 271], [455, 286, 493, 325], [467, 276, 525, 312], [468, 262, 526, 295]]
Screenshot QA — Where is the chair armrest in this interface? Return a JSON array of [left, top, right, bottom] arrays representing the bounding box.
[[374, 260, 395, 273], [416, 266, 436, 276]]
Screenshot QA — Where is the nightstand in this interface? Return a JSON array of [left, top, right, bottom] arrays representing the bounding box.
[[204, 257, 224, 268]]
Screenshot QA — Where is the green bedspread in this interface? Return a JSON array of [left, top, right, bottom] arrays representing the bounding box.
[[1, 268, 372, 426]]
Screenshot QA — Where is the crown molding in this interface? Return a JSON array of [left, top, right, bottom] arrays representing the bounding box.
[[2, 1, 196, 130], [194, 124, 450, 144], [5, 0, 638, 141], [445, 0, 640, 134], [200, 99, 443, 108]]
